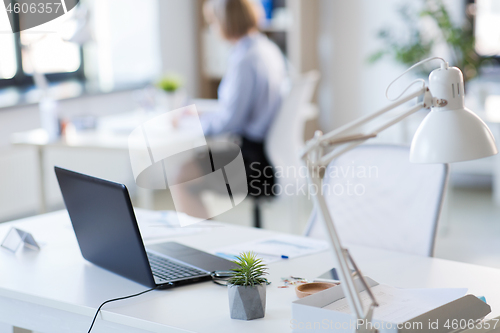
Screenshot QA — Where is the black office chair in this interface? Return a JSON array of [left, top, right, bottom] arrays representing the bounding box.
[[244, 146, 275, 229], [250, 179, 275, 229]]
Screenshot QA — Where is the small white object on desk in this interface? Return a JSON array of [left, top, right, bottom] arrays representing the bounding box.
[[1, 227, 40, 253]]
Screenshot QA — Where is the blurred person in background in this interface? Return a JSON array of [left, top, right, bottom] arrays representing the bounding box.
[[174, 0, 287, 219]]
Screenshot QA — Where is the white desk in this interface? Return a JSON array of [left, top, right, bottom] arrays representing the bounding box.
[[1, 211, 500, 333]]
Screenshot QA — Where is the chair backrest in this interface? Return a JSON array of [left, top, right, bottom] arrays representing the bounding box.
[[303, 144, 448, 257], [265, 71, 320, 178]]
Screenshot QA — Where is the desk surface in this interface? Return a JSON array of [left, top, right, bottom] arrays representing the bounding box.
[[1, 211, 500, 333], [11, 116, 204, 151], [10, 99, 218, 150]]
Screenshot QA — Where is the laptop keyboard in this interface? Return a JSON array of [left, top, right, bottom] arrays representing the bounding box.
[[147, 252, 207, 282]]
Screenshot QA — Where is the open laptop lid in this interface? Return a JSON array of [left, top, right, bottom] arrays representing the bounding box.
[[55, 166, 157, 288]]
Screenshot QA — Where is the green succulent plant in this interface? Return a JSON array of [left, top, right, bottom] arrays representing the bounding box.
[[228, 252, 269, 287], [157, 74, 183, 92]]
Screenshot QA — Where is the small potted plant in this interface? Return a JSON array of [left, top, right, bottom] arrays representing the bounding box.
[[227, 251, 269, 320], [156, 74, 185, 110]]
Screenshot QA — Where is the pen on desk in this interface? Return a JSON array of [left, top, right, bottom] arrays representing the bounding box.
[[147, 224, 216, 228], [215, 252, 289, 260], [254, 252, 289, 259]]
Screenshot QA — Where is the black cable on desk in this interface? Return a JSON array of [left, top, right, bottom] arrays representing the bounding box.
[[87, 286, 159, 333]]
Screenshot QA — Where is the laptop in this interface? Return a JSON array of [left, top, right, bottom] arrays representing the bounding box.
[[55, 166, 235, 289]]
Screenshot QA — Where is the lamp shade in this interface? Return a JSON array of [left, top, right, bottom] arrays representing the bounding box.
[[410, 67, 498, 163]]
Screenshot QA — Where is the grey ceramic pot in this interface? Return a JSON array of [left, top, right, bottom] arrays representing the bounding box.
[[228, 284, 266, 320]]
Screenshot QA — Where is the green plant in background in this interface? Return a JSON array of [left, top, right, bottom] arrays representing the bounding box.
[[157, 74, 183, 92], [228, 252, 268, 287], [369, 0, 485, 81]]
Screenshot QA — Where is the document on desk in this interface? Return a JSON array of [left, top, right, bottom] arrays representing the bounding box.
[[322, 284, 467, 323], [135, 209, 220, 240], [212, 234, 329, 263]]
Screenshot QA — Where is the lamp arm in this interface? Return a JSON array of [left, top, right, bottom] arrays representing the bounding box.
[[301, 86, 429, 160], [303, 86, 433, 332], [308, 172, 366, 318], [319, 101, 426, 166]]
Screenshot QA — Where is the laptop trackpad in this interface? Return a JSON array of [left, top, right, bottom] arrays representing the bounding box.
[[147, 242, 236, 272]]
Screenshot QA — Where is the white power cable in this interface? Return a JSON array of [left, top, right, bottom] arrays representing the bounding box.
[[385, 57, 449, 101]]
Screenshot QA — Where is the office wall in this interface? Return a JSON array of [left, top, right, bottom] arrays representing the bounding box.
[[287, 0, 320, 76], [318, 0, 410, 132], [158, 0, 200, 98]]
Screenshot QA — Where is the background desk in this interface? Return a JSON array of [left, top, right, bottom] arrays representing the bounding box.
[[10, 100, 217, 213], [1, 211, 500, 333]]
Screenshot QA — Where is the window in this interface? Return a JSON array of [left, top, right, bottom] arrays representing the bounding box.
[[0, 0, 162, 93], [474, 0, 500, 57], [0, 0, 84, 89]]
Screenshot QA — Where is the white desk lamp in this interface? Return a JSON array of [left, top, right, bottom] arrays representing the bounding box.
[[301, 57, 498, 332]]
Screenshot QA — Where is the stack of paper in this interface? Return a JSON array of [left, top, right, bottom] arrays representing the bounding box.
[[213, 234, 329, 263]]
